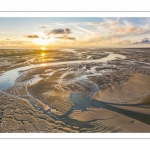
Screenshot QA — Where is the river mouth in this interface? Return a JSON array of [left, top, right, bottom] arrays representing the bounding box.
[[1, 48, 150, 133]]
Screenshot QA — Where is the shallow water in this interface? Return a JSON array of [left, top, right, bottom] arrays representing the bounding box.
[[1, 50, 150, 132], [60, 48, 76, 53], [0, 52, 126, 90], [0, 65, 35, 90]]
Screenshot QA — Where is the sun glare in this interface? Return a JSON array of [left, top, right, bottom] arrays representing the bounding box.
[[41, 53, 45, 56], [40, 64, 47, 66], [33, 36, 56, 46], [41, 47, 46, 50]]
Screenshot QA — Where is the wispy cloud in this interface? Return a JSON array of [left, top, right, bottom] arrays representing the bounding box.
[[55, 35, 76, 40], [116, 38, 150, 46], [0, 41, 32, 46], [116, 40, 132, 45], [2, 18, 150, 48], [86, 18, 150, 38], [74, 25, 93, 34]]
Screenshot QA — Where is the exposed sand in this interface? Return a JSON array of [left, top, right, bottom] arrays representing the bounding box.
[[1, 48, 150, 132], [93, 73, 150, 104], [69, 107, 150, 132]]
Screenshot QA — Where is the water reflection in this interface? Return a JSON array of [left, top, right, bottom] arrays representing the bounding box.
[[40, 64, 47, 66], [41, 53, 45, 57], [0, 52, 126, 90]]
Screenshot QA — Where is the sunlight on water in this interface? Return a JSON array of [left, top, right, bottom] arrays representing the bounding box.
[[40, 64, 47, 66], [0, 52, 126, 90], [41, 47, 46, 50], [41, 53, 45, 56]]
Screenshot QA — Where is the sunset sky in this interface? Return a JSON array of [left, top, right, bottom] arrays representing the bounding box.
[[0, 17, 150, 49]]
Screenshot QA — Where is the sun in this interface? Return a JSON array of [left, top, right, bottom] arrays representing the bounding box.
[[41, 47, 46, 50]]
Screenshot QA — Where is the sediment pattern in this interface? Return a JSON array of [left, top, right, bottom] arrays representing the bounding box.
[[0, 49, 150, 132]]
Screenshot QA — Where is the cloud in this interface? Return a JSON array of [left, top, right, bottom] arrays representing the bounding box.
[[116, 38, 150, 46], [5, 36, 10, 41], [131, 38, 150, 45], [85, 18, 150, 38], [44, 28, 72, 36], [39, 25, 47, 29], [55, 35, 76, 40], [24, 34, 40, 38], [74, 25, 93, 34], [0, 41, 32, 46], [116, 40, 132, 45], [140, 38, 150, 44], [51, 28, 72, 34]]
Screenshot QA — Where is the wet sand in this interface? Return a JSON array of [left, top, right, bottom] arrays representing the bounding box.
[[93, 73, 150, 104], [0, 48, 150, 132]]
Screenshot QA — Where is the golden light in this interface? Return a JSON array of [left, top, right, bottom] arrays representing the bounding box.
[[41, 53, 45, 56], [40, 64, 47, 66], [33, 37, 56, 46], [31, 32, 56, 46], [41, 47, 46, 50]]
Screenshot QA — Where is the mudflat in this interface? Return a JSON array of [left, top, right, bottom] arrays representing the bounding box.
[[0, 48, 150, 132]]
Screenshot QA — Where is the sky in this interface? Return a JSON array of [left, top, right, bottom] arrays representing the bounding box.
[[0, 17, 150, 49]]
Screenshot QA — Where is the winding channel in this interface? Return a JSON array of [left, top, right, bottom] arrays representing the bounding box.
[[1, 52, 150, 127], [0, 52, 126, 90]]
